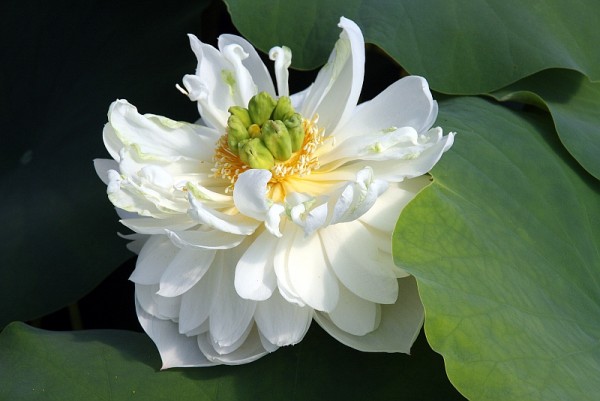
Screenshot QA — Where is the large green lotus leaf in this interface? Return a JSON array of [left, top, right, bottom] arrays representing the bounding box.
[[393, 96, 600, 400], [0, 0, 209, 327], [0, 321, 464, 400], [490, 69, 600, 180], [224, 0, 600, 94]]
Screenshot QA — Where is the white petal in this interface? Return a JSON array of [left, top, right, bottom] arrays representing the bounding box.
[[219, 34, 275, 97], [220, 43, 257, 106], [121, 233, 148, 254], [359, 177, 430, 233], [265, 203, 285, 237], [209, 252, 257, 348], [288, 194, 330, 237], [273, 224, 306, 307], [158, 246, 216, 297], [286, 230, 339, 312], [135, 297, 215, 368], [178, 264, 218, 335], [290, 85, 311, 110], [129, 235, 178, 285], [197, 326, 270, 365], [333, 76, 437, 143], [269, 46, 292, 97], [209, 321, 253, 355], [314, 277, 424, 353], [183, 320, 210, 337], [330, 167, 388, 225], [166, 229, 245, 250], [183, 35, 233, 131], [186, 181, 234, 207], [135, 284, 160, 316], [370, 130, 455, 182], [136, 284, 181, 320], [107, 169, 168, 218], [321, 222, 398, 304], [94, 158, 118, 185], [233, 169, 272, 220], [235, 230, 278, 301], [107, 99, 218, 162], [328, 284, 380, 336], [255, 290, 313, 346], [318, 126, 421, 166], [102, 123, 122, 162], [258, 331, 280, 353], [120, 215, 196, 235], [188, 194, 259, 235], [300, 17, 364, 134]]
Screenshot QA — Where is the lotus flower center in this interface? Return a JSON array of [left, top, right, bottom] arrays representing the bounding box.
[[213, 92, 323, 202]]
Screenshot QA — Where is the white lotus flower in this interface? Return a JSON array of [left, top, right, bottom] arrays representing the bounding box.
[[95, 17, 454, 367]]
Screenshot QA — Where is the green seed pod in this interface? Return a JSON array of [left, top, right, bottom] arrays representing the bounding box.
[[248, 91, 277, 126], [271, 96, 295, 121], [227, 115, 249, 155], [238, 138, 275, 170], [262, 120, 292, 161], [284, 113, 305, 152], [228, 106, 252, 128], [248, 123, 262, 139]]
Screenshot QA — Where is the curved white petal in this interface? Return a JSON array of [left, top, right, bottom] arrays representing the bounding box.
[[287, 193, 330, 236], [178, 264, 218, 335], [219, 34, 275, 97], [129, 235, 178, 285], [235, 230, 278, 301], [135, 297, 216, 368], [188, 194, 259, 235], [359, 176, 430, 233], [122, 233, 148, 254], [330, 167, 388, 225], [197, 326, 270, 365], [106, 170, 162, 218], [314, 277, 424, 353], [166, 229, 245, 250], [209, 320, 253, 355], [158, 246, 216, 297], [135, 284, 181, 321], [255, 290, 313, 346], [269, 46, 292, 97], [265, 203, 285, 237], [300, 17, 365, 135], [273, 224, 306, 307], [319, 126, 424, 166], [220, 43, 257, 106], [106, 99, 219, 162], [94, 158, 118, 185], [233, 169, 272, 220], [182, 35, 233, 131], [120, 215, 196, 235], [209, 252, 257, 349], [321, 222, 398, 304], [286, 231, 339, 312], [370, 130, 455, 182], [328, 284, 380, 336], [332, 76, 437, 144]]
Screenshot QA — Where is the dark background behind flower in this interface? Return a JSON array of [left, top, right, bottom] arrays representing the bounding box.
[[0, 0, 465, 399]]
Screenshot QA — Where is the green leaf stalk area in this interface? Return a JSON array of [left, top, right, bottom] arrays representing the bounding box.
[[224, 0, 600, 94], [393, 96, 600, 401], [490, 69, 600, 180], [0, 322, 464, 401]]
